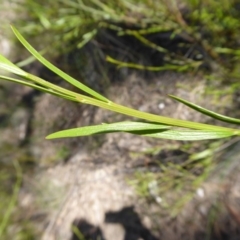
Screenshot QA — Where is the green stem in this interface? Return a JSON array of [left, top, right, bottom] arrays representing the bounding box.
[[74, 95, 239, 132]]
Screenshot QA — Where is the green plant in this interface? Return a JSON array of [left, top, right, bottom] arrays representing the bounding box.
[[0, 161, 22, 239], [18, 0, 240, 74], [0, 26, 240, 141], [128, 140, 222, 215], [1, 2, 239, 238], [71, 225, 86, 240]]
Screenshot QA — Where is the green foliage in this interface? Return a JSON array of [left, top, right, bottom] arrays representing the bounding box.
[[169, 95, 240, 124], [1, 27, 240, 141], [0, 0, 240, 239], [1, 1, 239, 238], [128, 141, 220, 216], [1, 26, 236, 222], [71, 225, 86, 240], [18, 0, 240, 74], [0, 161, 22, 239]]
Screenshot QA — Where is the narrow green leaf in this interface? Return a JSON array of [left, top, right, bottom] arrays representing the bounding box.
[[0, 54, 27, 76], [138, 129, 236, 141], [0, 161, 22, 238], [78, 96, 238, 132], [170, 95, 240, 125], [46, 121, 170, 139], [106, 56, 199, 72], [0, 54, 80, 100], [16, 49, 47, 67], [11, 26, 109, 103], [0, 75, 77, 102]]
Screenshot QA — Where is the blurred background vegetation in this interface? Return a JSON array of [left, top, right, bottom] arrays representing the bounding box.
[[1, 0, 240, 239]]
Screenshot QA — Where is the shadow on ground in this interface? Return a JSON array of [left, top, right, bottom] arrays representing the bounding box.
[[71, 219, 105, 240], [71, 206, 158, 240]]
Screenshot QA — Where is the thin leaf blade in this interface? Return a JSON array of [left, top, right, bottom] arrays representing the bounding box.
[[137, 129, 236, 141], [170, 95, 240, 125], [0, 75, 77, 101], [11, 26, 109, 103], [46, 121, 170, 139], [0, 54, 27, 76]]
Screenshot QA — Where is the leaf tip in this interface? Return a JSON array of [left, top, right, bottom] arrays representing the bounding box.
[[10, 25, 16, 31], [168, 94, 177, 99], [45, 135, 52, 140]]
